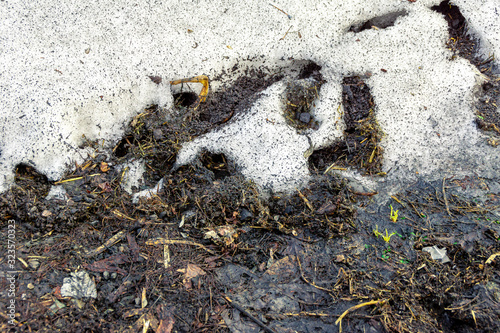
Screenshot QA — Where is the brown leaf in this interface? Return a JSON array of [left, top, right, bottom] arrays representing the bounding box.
[[178, 264, 206, 289], [84, 253, 129, 275], [316, 201, 337, 215], [122, 308, 146, 318], [42, 210, 53, 217], [107, 276, 134, 303], [186, 263, 206, 278], [148, 76, 162, 85], [127, 233, 141, 262], [156, 304, 175, 333], [98, 182, 113, 192]]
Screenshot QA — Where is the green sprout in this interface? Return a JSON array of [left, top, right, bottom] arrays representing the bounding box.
[[382, 247, 391, 259], [390, 205, 399, 223], [373, 225, 397, 243]]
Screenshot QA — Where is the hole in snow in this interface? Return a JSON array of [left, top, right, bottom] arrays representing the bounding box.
[[431, 1, 500, 145], [173, 92, 199, 108], [297, 62, 323, 81], [283, 78, 323, 133], [309, 76, 384, 176], [114, 135, 134, 158], [431, 1, 466, 32], [349, 10, 407, 33], [201, 152, 231, 180], [15, 163, 49, 184]]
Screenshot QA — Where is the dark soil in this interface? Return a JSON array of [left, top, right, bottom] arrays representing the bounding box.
[[1, 2, 500, 332], [309, 76, 384, 176]]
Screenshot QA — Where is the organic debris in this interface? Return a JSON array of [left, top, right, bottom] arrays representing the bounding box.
[[432, 0, 500, 145], [1, 58, 500, 332], [283, 78, 323, 133], [309, 76, 384, 176]]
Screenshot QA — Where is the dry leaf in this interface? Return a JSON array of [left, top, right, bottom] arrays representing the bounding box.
[[156, 304, 175, 333], [177, 263, 206, 289], [98, 182, 112, 192]]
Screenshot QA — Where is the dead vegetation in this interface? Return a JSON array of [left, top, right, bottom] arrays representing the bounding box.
[[309, 76, 384, 176], [1, 7, 500, 330], [1, 94, 499, 332]]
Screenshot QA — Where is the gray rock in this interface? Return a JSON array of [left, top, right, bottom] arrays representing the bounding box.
[[299, 112, 311, 123], [240, 208, 254, 221]]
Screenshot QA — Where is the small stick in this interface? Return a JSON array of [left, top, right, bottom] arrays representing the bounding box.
[[335, 299, 387, 332], [390, 195, 403, 205], [296, 188, 314, 212], [54, 173, 101, 185], [146, 238, 217, 255], [83, 230, 127, 258], [409, 202, 424, 219], [170, 75, 210, 108], [269, 3, 292, 19], [224, 296, 277, 333], [280, 25, 293, 40], [442, 177, 452, 217], [349, 189, 378, 196], [324, 164, 347, 174]]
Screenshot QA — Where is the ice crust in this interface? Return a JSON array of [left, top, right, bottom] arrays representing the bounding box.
[[1, 0, 499, 194]]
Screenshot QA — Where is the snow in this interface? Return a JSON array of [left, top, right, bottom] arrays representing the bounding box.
[[1, 0, 499, 195]]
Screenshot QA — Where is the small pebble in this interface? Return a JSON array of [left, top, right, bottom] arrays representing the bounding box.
[[103, 271, 110, 280], [41, 210, 52, 217], [27, 283, 35, 290], [299, 112, 311, 123], [240, 208, 254, 221], [111, 272, 118, 279]]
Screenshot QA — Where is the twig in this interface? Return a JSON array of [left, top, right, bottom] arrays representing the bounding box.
[[224, 296, 277, 333], [349, 189, 378, 196], [390, 195, 403, 205], [444, 294, 479, 311], [146, 238, 217, 255], [335, 299, 387, 332], [55, 173, 101, 184], [409, 202, 424, 219], [442, 177, 453, 217], [280, 25, 293, 40], [83, 230, 127, 258], [324, 164, 347, 174], [296, 188, 314, 212], [269, 3, 292, 19]]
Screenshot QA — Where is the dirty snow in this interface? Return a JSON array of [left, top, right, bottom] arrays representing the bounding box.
[[1, 0, 499, 195]]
